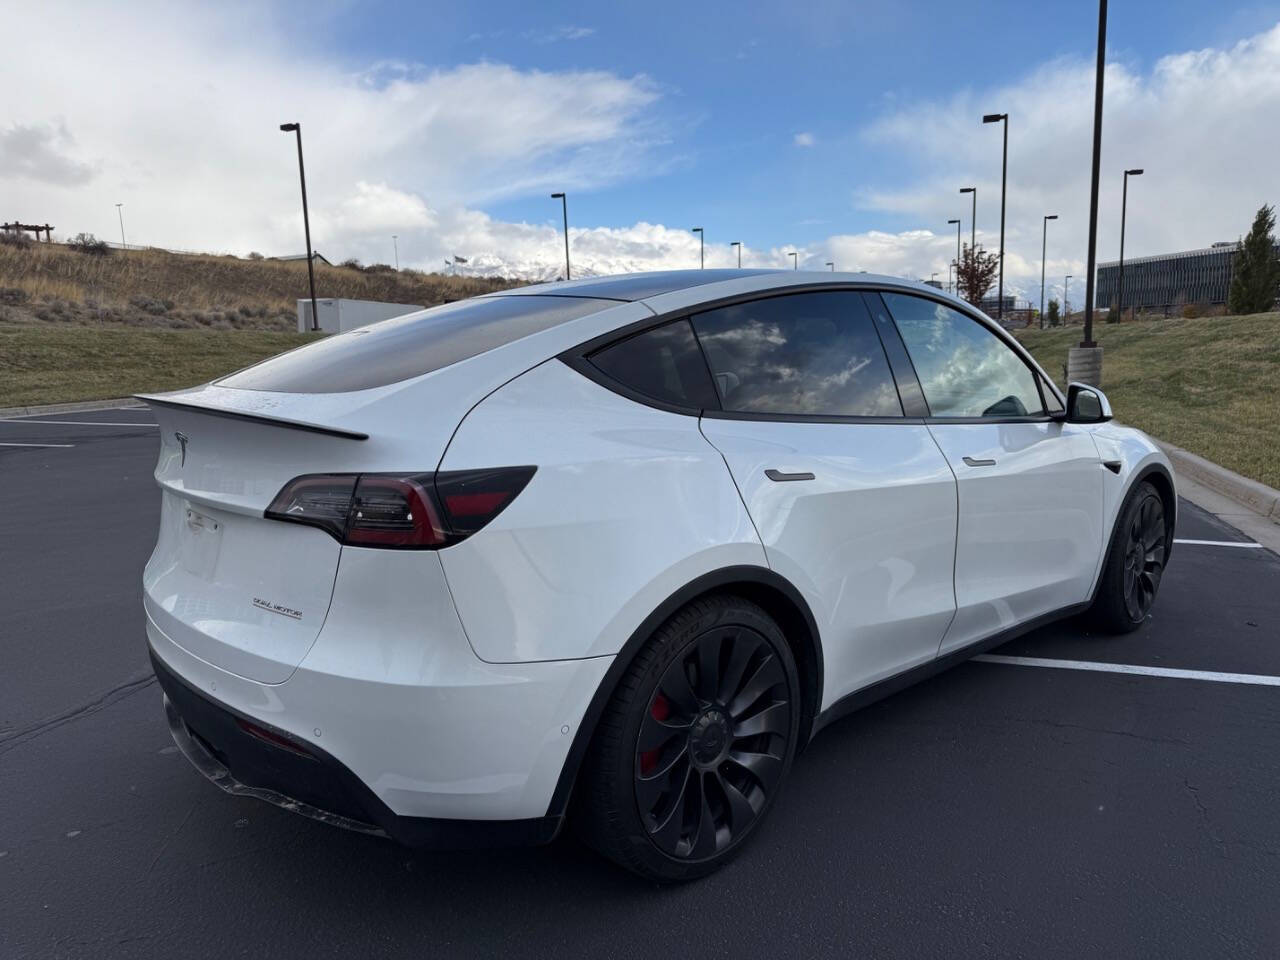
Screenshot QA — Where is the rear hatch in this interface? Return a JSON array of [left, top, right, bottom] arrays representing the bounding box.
[[142, 396, 376, 683]]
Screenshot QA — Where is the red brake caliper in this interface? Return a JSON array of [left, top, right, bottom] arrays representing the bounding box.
[[639, 693, 670, 774]]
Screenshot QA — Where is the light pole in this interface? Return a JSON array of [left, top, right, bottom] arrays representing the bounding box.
[[115, 203, 126, 248], [1118, 168, 1143, 321], [983, 113, 1009, 321], [1040, 214, 1058, 327], [931, 272, 939, 286], [1064, 274, 1073, 324], [947, 218, 961, 292], [730, 241, 741, 267], [550, 193, 570, 280], [826, 261, 835, 271], [692, 227, 704, 269], [949, 260, 957, 295], [959, 187, 976, 255], [788, 252, 798, 270], [279, 123, 319, 332], [1082, 0, 1108, 353], [392, 235, 399, 270]]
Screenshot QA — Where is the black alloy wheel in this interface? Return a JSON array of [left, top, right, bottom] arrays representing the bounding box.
[[1122, 491, 1167, 622], [634, 625, 792, 859]]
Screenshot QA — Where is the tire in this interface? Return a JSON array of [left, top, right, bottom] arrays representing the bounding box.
[[1090, 480, 1170, 634], [572, 594, 802, 882]]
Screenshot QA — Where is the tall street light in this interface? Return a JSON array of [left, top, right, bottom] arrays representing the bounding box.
[[1082, 0, 1109, 353], [691, 227, 704, 269], [550, 193, 570, 280], [983, 113, 1009, 321], [947, 218, 961, 293], [279, 122, 319, 332], [1118, 168, 1144, 321], [788, 252, 798, 270], [115, 203, 126, 248], [826, 261, 835, 271], [1064, 274, 1073, 322], [392, 235, 399, 271], [949, 260, 957, 295], [730, 241, 742, 267], [1040, 214, 1058, 328], [959, 187, 976, 254]]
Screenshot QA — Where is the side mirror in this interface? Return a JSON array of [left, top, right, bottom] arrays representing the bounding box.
[[1065, 382, 1112, 423]]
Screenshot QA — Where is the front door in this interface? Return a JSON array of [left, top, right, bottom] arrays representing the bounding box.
[[693, 290, 958, 708], [876, 291, 1104, 655]]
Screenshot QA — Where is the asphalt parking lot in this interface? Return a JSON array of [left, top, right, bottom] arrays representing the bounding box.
[[3, 408, 1279, 959]]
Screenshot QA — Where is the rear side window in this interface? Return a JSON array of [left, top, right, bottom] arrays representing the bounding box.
[[219, 295, 615, 393], [690, 292, 902, 417], [881, 292, 1044, 418], [589, 319, 720, 410]]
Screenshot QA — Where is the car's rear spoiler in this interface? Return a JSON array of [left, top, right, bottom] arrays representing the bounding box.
[[135, 394, 369, 441]]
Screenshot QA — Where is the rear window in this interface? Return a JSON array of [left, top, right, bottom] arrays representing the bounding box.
[[218, 295, 615, 393], [588, 319, 720, 410]]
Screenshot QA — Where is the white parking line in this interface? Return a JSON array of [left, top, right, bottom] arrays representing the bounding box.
[[0, 441, 75, 448], [975, 654, 1280, 687], [1173, 538, 1262, 548], [0, 419, 157, 427]]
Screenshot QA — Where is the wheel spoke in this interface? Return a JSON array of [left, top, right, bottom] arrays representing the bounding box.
[[717, 634, 755, 704], [647, 765, 694, 848], [732, 700, 789, 739], [727, 748, 783, 788], [638, 711, 690, 752], [635, 744, 688, 812], [660, 658, 701, 716], [718, 772, 757, 833], [695, 633, 722, 703], [689, 773, 719, 858], [728, 655, 783, 719]]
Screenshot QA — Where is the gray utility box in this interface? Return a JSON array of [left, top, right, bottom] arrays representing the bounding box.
[[297, 298, 425, 333]]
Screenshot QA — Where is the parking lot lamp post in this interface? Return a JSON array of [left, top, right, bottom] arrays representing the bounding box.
[[392, 235, 399, 270], [730, 241, 741, 267], [948, 218, 961, 291], [1081, 0, 1108, 355], [115, 203, 126, 248], [959, 187, 976, 254], [1064, 274, 1072, 323], [788, 251, 797, 270], [279, 122, 319, 332], [983, 113, 1009, 321], [550, 193, 570, 280], [692, 227, 704, 268], [826, 261, 835, 271], [1118, 168, 1143, 321], [1041, 214, 1058, 328]]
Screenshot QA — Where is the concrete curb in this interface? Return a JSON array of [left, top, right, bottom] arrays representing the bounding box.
[[0, 397, 145, 419], [1156, 439, 1280, 523]]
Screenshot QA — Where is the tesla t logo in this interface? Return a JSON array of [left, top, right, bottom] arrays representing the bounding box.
[[175, 431, 189, 467]]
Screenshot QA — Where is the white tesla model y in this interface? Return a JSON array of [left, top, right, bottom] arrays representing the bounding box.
[[141, 270, 1174, 881]]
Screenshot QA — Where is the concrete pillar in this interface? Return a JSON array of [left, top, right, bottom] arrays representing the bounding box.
[[1067, 346, 1103, 386]]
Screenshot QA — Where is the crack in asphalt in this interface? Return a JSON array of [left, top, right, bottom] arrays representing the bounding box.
[[0, 672, 156, 755]]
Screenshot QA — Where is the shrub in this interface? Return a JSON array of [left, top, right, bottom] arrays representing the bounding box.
[[247, 251, 264, 260], [129, 295, 170, 316], [340, 258, 364, 270], [363, 262, 395, 273], [0, 287, 29, 305], [67, 232, 111, 255], [0, 230, 32, 249], [1181, 303, 1201, 319]]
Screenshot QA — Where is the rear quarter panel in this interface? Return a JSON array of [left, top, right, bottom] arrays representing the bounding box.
[[437, 359, 766, 664]]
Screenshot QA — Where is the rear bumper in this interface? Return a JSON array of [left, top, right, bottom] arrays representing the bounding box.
[[153, 651, 558, 848]]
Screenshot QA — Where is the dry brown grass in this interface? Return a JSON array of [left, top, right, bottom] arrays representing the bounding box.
[[0, 241, 523, 329]]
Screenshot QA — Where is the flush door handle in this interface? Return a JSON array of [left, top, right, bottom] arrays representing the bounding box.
[[962, 456, 997, 467], [765, 469, 816, 482]]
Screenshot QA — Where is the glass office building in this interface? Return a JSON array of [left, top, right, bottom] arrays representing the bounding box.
[[1095, 242, 1279, 311]]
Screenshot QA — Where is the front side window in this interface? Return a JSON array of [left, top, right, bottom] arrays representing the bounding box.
[[690, 292, 902, 417], [881, 293, 1044, 418]]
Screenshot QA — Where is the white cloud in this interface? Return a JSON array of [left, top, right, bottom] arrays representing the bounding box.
[[793, 131, 816, 147], [526, 25, 596, 43], [0, 122, 97, 186], [853, 22, 1280, 302]]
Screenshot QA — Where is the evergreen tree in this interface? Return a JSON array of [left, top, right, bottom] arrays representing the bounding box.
[[1046, 299, 1060, 327], [1227, 204, 1280, 314]]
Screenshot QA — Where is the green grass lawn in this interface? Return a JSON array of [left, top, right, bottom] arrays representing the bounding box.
[[1016, 313, 1280, 488], [0, 327, 315, 407]]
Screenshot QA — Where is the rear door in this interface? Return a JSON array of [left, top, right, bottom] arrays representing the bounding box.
[[694, 291, 957, 708], [876, 291, 1103, 655]]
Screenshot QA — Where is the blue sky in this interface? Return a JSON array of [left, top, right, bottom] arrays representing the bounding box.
[[303, 0, 1280, 252], [8, 1, 1280, 295]]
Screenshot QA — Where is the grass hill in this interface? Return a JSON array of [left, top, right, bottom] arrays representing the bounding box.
[[0, 239, 521, 329], [1016, 313, 1280, 488]]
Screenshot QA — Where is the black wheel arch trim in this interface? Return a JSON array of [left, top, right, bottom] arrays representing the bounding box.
[[545, 564, 824, 821], [1094, 461, 1177, 600]]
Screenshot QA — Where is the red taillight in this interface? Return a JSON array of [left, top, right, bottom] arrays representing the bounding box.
[[265, 467, 535, 549]]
